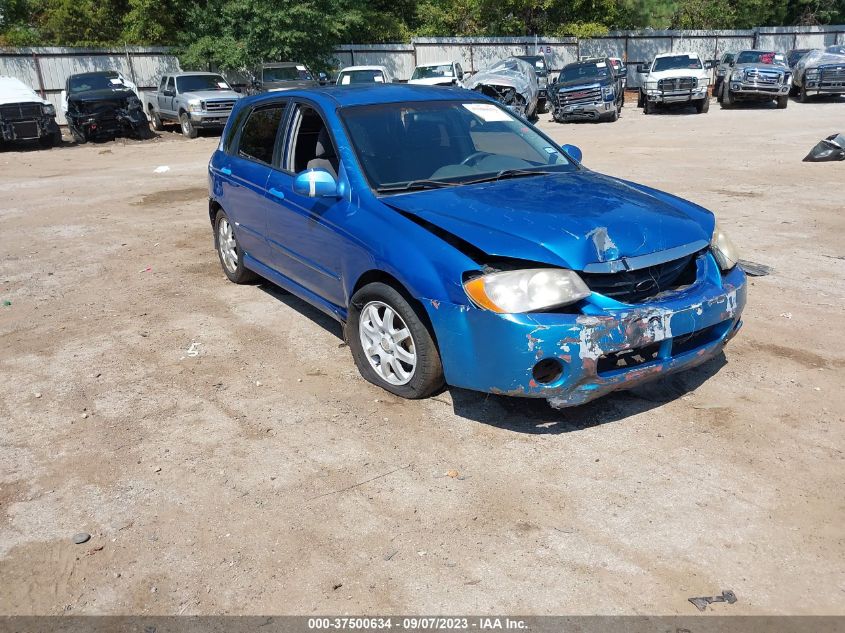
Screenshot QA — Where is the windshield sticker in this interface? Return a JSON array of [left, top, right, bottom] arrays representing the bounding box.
[[341, 75, 351, 85], [217, 81, 229, 89], [109, 78, 124, 85], [296, 65, 306, 71], [596, 62, 606, 67], [374, 75, 384, 83], [462, 103, 512, 121]]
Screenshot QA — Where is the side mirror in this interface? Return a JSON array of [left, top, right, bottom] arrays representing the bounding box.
[[233, 86, 242, 93], [636, 63, 647, 73], [251, 79, 262, 89], [293, 168, 338, 198], [561, 144, 583, 163], [704, 60, 716, 69], [317, 72, 328, 85], [619, 66, 628, 77]]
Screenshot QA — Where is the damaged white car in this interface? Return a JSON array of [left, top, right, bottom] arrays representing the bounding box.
[[462, 57, 539, 119]]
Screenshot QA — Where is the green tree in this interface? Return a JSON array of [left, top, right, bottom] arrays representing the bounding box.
[[39, 0, 129, 44], [671, 0, 737, 28]]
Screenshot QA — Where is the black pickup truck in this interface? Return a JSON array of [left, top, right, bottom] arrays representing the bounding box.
[[549, 58, 625, 123]]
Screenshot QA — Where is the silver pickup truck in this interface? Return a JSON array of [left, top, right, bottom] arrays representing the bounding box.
[[147, 72, 242, 138]]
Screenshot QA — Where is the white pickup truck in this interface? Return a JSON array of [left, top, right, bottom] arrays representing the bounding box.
[[637, 52, 713, 114], [147, 72, 242, 138]]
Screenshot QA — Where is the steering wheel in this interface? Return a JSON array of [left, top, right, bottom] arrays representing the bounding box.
[[461, 151, 494, 166]]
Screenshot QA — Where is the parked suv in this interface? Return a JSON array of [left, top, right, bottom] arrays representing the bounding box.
[[148, 72, 242, 138], [549, 58, 624, 122], [253, 63, 319, 92], [637, 52, 711, 114], [408, 61, 464, 86], [719, 50, 790, 109], [0, 76, 61, 147]]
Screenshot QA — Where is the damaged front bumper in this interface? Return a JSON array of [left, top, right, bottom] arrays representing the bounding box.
[[554, 100, 616, 120], [424, 253, 746, 408], [0, 114, 59, 142], [68, 108, 147, 138]]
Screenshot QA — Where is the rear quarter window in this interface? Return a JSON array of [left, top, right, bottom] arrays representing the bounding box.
[[236, 105, 286, 164]]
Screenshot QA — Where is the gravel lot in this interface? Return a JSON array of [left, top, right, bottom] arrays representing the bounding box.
[[1, 96, 843, 615]]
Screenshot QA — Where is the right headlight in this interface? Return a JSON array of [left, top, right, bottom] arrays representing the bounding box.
[[464, 269, 591, 313], [710, 221, 740, 271], [805, 68, 820, 79]]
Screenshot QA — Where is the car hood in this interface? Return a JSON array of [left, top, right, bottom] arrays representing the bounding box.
[[648, 68, 708, 80], [555, 77, 609, 89], [0, 77, 49, 106], [383, 170, 714, 270], [733, 63, 786, 73], [68, 88, 136, 103], [264, 80, 316, 91], [183, 89, 240, 101], [409, 77, 456, 86]]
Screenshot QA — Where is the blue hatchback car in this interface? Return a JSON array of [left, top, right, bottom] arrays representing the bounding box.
[[208, 85, 746, 407]]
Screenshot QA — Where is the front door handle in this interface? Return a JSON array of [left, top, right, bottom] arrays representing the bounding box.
[[268, 188, 285, 200], [220, 167, 232, 175]]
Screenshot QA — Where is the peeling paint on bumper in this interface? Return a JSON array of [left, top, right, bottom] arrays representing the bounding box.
[[424, 254, 746, 407]]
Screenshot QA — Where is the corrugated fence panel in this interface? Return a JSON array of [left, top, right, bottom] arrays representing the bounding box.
[[579, 38, 625, 60]]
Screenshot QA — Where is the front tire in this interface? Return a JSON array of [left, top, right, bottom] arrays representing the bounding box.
[[150, 108, 164, 131], [214, 210, 257, 284], [69, 125, 87, 144], [695, 96, 710, 113], [797, 84, 810, 103], [348, 282, 444, 399], [637, 90, 644, 108], [180, 112, 198, 139], [776, 95, 789, 109], [722, 86, 734, 108], [643, 99, 655, 114]]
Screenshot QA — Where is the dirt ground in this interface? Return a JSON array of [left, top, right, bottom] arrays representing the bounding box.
[[1, 96, 843, 616]]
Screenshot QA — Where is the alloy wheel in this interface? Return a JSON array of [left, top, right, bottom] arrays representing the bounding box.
[[358, 301, 417, 386]]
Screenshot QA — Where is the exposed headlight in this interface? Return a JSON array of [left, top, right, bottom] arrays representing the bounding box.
[[127, 95, 141, 108], [188, 101, 202, 113], [43, 104, 56, 116], [601, 85, 615, 101], [464, 269, 591, 313], [806, 68, 820, 79], [710, 222, 740, 271]]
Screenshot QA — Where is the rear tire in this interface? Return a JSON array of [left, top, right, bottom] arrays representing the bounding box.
[[214, 209, 257, 284], [180, 112, 198, 139], [776, 95, 789, 109], [348, 282, 444, 399]]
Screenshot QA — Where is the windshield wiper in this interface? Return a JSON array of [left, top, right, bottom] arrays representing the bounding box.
[[462, 168, 556, 185], [376, 179, 459, 193]]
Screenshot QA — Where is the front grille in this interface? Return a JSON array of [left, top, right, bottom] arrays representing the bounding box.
[[658, 77, 697, 91], [557, 86, 601, 106], [205, 99, 236, 112], [12, 121, 39, 139], [744, 69, 782, 84], [820, 65, 845, 83], [0, 102, 42, 121], [580, 252, 699, 304], [80, 101, 123, 117]]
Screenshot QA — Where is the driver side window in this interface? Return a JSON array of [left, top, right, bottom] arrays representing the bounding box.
[[285, 104, 339, 179]]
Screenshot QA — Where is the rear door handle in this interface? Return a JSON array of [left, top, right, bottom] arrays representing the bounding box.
[[268, 188, 285, 200], [220, 167, 232, 175]]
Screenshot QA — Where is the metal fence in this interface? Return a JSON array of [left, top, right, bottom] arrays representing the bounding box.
[[0, 46, 180, 124]]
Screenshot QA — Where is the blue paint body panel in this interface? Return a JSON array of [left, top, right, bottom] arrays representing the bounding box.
[[208, 85, 748, 406]]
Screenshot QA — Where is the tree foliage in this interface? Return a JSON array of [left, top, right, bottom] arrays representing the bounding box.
[[1, 0, 844, 63]]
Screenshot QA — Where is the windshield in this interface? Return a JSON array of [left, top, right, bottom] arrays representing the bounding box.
[[337, 69, 386, 85], [68, 73, 124, 93], [176, 75, 231, 92], [340, 100, 576, 192], [736, 51, 786, 66], [653, 55, 702, 72], [263, 66, 312, 82], [826, 45, 845, 55], [559, 61, 609, 82], [411, 64, 454, 80], [722, 53, 735, 64]]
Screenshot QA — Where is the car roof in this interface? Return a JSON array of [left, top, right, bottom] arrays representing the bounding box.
[[655, 51, 698, 58], [262, 62, 305, 68], [415, 61, 454, 67], [339, 66, 388, 72], [168, 71, 224, 77], [69, 70, 119, 78], [241, 84, 480, 108]]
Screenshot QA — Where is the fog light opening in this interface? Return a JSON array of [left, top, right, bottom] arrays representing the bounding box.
[[532, 358, 564, 385]]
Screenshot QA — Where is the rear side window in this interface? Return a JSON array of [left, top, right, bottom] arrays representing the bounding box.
[[237, 105, 285, 164]]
